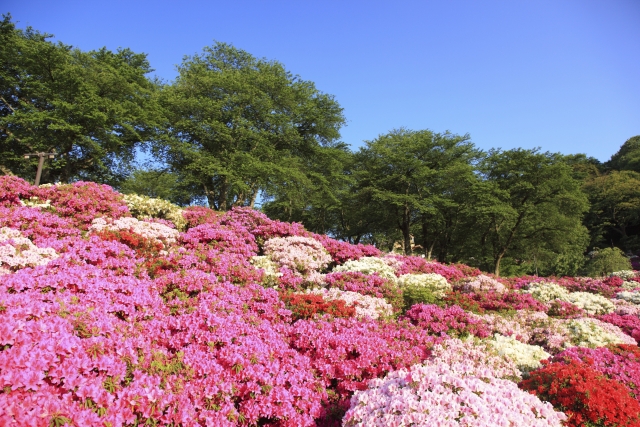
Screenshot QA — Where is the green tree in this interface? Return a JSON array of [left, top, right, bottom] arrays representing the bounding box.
[[0, 14, 161, 185], [353, 129, 478, 255], [474, 148, 589, 276], [583, 170, 640, 251], [607, 136, 640, 173], [582, 247, 632, 277], [157, 42, 345, 210], [117, 168, 194, 206]]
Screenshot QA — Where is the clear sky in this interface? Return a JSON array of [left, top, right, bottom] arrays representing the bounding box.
[[5, 0, 639, 162]]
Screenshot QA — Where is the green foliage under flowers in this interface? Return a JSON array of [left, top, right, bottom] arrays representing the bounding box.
[[402, 285, 439, 311]]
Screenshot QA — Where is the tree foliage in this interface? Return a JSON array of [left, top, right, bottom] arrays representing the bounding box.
[[157, 42, 345, 210], [0, 14, 161, 185]]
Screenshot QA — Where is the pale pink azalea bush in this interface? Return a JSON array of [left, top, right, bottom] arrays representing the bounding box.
[[0, 227, 59, 274], [455, 273, 508, 293], [90, 216, 180, 247], [343, 360, 566, 427], [263, 236, 332, 281]]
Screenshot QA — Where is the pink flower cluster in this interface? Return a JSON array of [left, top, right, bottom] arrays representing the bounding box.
[[323, 271, 403, 312], [404, 304, 491, 339], [263, 236, 332, 283], [388, 255, 466, 281]]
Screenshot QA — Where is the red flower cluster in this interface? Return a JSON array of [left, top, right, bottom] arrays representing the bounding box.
[[280, 293, 356, 321], [520, 359, 640, 427]]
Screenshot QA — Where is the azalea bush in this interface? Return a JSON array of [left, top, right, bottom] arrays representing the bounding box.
[[2, 176, 640, 426]]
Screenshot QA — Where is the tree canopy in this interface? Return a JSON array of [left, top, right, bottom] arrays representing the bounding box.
[[0, 14, 161, 185]]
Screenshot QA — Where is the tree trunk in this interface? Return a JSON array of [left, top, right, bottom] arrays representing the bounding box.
[[402, 203, 412, 255]]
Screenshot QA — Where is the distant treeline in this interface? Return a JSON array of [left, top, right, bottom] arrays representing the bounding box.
[[1, 14, 638, 276]]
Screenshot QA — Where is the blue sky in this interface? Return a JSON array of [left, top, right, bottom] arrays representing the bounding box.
[[5, 0, 639, 162]]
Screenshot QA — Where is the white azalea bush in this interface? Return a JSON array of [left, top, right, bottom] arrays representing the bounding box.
[[19, 196, 51, 209], [122, 193, 186, 231], [618, 290, 640, 305], [307, 287, 393, 320], [522, 281, 570, 303], [397, 273, 451, 298], [487, 333, 551, 373], [564, 291, 615, 315], [0, 227, 59, 274], [611, 270, 638, 280], [566, 317, 637, 348], [332, 256, 398, 280]]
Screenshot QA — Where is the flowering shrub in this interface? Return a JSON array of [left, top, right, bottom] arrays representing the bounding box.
[[429, 337, 522, 380], [280, 292, 356, 320], [619, 291, 640, 305], [398, 273, 453, 309], [445, 290, 548, 313], [38, 181, 130, 228], [551, 345, 640, 401], [597, 313, 640, 343], [389, 255, 466, 281], [523, 281, 571, 303], [565, 291, 615, 315], [122, 193, 186, 230], [455, 274, 507, 293], [520, 359, 640, 427], [3, 179, 640, 426], [263, 236, 331, 282], [488, 333, 551, 372], [613, 270, 638, 280], [323, 271, 403, 312], [307, 287, 393, 320], [90, 217, 180, 247], [344, 360, 566, 427], [546, 299, 587, 318], [310, 233, 381, 265], [332, 256, 398, 280], [405, 304, 491, 338], [0, 227, 59, 274], [567, 317, 637, 348]]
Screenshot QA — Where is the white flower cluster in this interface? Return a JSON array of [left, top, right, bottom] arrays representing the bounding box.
[[457, 274, 507, 293], [522, 282, 570, 303], [397, 273, 451, 298], [617, 291, 640, 305], [621, 281, 640, 291], [564, 291, 615, 315], [332, 256, 398, 280], [0, 227, 59, 274], [19, 196, 51, 209], [250, 255, 282, 288], [487, 333, 551, 373], [566, 317, 636, 348], [90, 217, 180, 247], [307, 287, 393, 320], [122, 193, 186, 231], [611, 270, 638, 280]]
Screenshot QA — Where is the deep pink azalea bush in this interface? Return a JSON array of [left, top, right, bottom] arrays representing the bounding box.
[[389, 255, 466, 281], [38, 181, 130, 228], [404, 303, 491, 338], [311, 233, 381, 265], [597, 313, 640, 343], [0, 206, 80, 247], [0, 175, 37, 206]]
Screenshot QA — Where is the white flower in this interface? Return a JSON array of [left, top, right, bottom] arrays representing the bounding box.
[[564, 291, 615, 315], [332, 256, 398, 280], [611, 270, 637, 280], [522, 282, 570, 303], [566, 317, 636, 348], [397, 273, 451, 298], [122, 193, 186, 230], [487, 333, 551, 373]]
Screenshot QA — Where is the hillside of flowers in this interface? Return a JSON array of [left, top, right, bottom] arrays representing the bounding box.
[[2, 176, 640, 427]]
